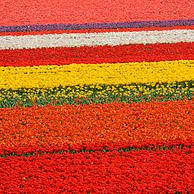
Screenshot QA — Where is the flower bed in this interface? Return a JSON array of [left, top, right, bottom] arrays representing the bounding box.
[[0, 1, 194, 193]]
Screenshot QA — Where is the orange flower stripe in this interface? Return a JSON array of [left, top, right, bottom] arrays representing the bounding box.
[[0, 99, 193, 153]]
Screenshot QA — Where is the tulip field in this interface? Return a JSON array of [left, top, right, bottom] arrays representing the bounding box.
[[0, 0, 194, 193]]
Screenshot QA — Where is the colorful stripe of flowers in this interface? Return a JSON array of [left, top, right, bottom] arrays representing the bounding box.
[[1, 29, 194, 50], [0, 81, 193, 108], [1, 19, 194, 33], [0, 60, 193, 90], [0, 1, 194, 192], [0, 146, 192, 193], [1, 42, 194, 67], [0, 0, 193, 27], [1, 99, 193, 154]]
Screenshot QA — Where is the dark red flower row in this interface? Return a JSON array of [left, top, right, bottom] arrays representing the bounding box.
[[0, 42, 194, 67], [0, 147, 192, 193]]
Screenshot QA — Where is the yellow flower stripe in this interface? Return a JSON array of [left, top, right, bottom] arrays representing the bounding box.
[[0, 60, 193, 90], [0, 81, 192, 103]]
